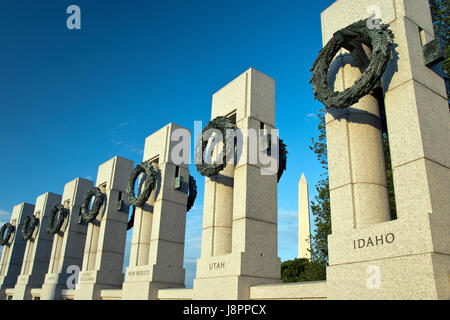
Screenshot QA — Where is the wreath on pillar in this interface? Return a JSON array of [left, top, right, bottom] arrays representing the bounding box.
[[195, 116, 237, 177], [79, 187, 104, 223], [127, 207, 135, 230], [21, 215, 39, 240], [310, 19, 394, 109], [0, 223, 15, 246], [46, 204, 68, 234], [126, 162, 157, 208], [277, 139, 288, 182], [187, 175, 197, 212], [196, 116, 288, 182]]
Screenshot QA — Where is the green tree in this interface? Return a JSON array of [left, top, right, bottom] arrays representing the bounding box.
[[383, 132, 397, 220], [281, 258, 309, 283], [307, 109, 330, 269], [281, 258, 326, 283], [429, 0, 450, 102]]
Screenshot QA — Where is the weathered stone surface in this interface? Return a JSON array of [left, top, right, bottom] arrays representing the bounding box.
[[193, 68, 281, 300], [321, 0, 449, 300], [74, 156, 133, 300], [250, 281, 327, 300], [40, 179, 92, 300], [0, 203, 35, 300], [11, 194, 61, 300], [122, 123, 190, 300], [324, 41, 391, 230]]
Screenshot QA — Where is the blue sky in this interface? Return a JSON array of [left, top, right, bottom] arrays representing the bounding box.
[[0, 0, 334, 287]]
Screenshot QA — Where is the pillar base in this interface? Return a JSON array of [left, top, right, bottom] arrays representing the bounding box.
[[327, 212, 450, 300], [121, 281, 185, 300], [40, 283, 66, 300], [121, 264, 186, 300], [74, 283, 122, 300], [11, 283, 32, 300], [11, 275, 43, 300], [40, 273, 68, 300], [0, 276, 15, 300], [0, 286, 11, 300], [327, 252, 449, 299], [193, 275, 280, 300], [74, 269, 124, 300], [193, 252, 281, 300]]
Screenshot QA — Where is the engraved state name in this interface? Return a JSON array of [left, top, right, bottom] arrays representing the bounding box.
[[80, 277, 95, 282], [81, 272, 94, 277], [127, 270, 150, 277], [209, 262, 225, 270], [79, 271, 95, 282], [45, 275, 58, 282], [353, 233, 395, 249]]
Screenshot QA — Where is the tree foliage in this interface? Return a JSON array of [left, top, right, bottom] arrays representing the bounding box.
[[281, 258, 309, 283], [429, 0, 450, 102], [307, 109, 331, 268], [383, 132, 397, 220], [281, 258, 326, 283]]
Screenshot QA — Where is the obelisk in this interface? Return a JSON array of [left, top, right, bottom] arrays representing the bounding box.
[[298, 173, 311, 259]]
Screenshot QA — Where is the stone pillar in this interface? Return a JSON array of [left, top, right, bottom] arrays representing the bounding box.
[[207, 163, 234, 257], [321, 0, 449, 299], [40, 178, 92, 300], [0, 203, 35, 299], [121, 123, 190, 300], [74, 156, 133, 300], [11, 194, 61, 300], [298, 174, 311, 259], [193, 68, 281, 300], [325, 51, 391, 232]]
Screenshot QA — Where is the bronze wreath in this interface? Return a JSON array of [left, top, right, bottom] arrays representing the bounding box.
[[310, 19, 394, 108], [195, 116, 236, 177], [0, 223, 15, 246], [21, 215, 39, 240], [126, 162, 157, 208], [80, 187, 104, 223], [277, 139, 288, 182], [186, 175, 197, 212], [46, 204, 68, 234], [127, 207, 135, 230]]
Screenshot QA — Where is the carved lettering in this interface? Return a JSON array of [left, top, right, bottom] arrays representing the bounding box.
[[385, 233, 395, 243], [209, 261, 225, 270], [358, 239, 366, 249], [375, 235, 384, 246], [127, 270, 150, 280], [80, 277, 94, 282], [353, 233, 395, 250]]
